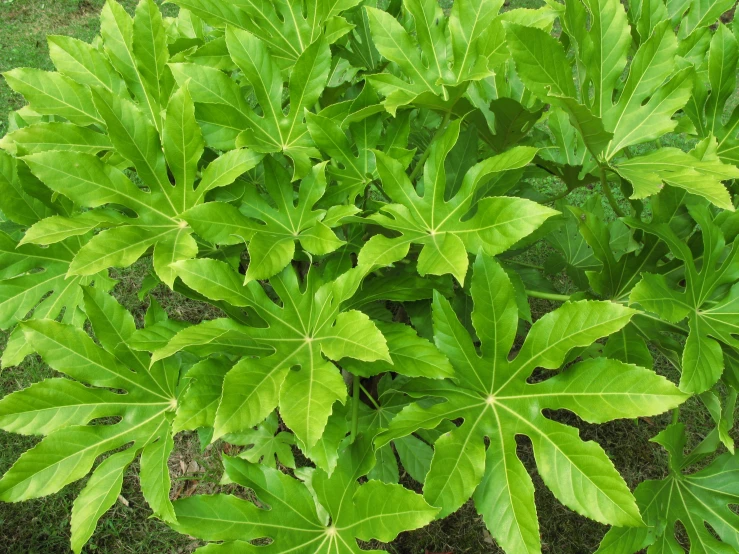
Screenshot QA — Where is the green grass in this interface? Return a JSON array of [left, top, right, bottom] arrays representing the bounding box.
[[0, 1, 735, 553]]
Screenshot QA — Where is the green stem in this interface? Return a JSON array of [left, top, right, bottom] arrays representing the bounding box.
[[350, 375, 361, 444], [507, 259, 545, 271], [372, 181, 392, 203], [409, 111, 451, 182], [672, 407, 679, 425], [544, 187, 572, 203], [359, 383, 381, 411], [525, 289, 571, 302], [600, 166, 626, 218]]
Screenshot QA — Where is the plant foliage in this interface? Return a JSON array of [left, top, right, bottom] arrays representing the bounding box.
[[0, 0, 738, 552]]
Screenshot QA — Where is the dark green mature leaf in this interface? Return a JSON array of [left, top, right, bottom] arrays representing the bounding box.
[[597, 423, 739, 554], [377, 255, 686, 552], [629, 203, 739, 393]]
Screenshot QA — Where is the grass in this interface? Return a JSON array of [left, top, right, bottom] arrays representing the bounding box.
[[0, 0, 736, 553]]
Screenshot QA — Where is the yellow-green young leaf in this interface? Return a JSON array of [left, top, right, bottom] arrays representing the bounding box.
[[184, 159, 348, 283], [19, 209, 129, 246], [132, 0, 170, 127], [370, 121, 556, 284], [163, 84, 204, 197], [0, 289, 180, 551], [173, 357, 234, 433], [228, 411, 297, 469], [305, 111, 375, 203], [613, 141, 738, 209], [0, 215, 110, 329], [169, 438, 437, 552], [376, 255, 686, 551], [19, 92, 258, 280], [365, 0, 500, 111], [100, 0, 160, 127], [2, 122, 112, 156], [168, 62, 254, 150], [341, 321, 455, 378], [0, 150, 55, 226], [226, 27, 330, 176], [171, 0, 357, 68], [140, 428, 177, 523]]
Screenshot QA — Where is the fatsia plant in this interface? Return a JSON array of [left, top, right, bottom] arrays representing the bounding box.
[[1, 0, 738, 552]]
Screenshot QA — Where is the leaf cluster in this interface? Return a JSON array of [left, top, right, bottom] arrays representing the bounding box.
[[0, 0, 738, 552]]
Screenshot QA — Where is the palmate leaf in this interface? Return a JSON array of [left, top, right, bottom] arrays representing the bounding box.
[[225, 27, 330, 177], [170, 0, 358, 69], [685, 17, 739, 166], [1, 0, 268, 285], [366, 0, 509, 112], [505, 0, 738, 207], [184, 157, 354, 283], [597, 423, 739, 554], [227, 411, 297, 469], [545, 196, 636, 291], [0, 151, 114, 331], [0, 287, 182, 552], [169, 437, 438, 553], [612, 137, 739, 209], [629, 203, 739, 394], [369, 119, 557, 284], [3, 0, 173, 132], [156, 256, 397, 448], [18, 86, 262, 285], [376, 255, 687, 553]]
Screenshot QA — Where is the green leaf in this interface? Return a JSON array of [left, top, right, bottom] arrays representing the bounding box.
[[185, 158, 349, 282], [48, 34, 127, 96], [165, 258, 396, 446], [2, 68, 102, 126], [70, 448, 137, 554], [629, 203, 739, 392], [598, 425, 739, 554], [377, 255, 685, 550], [370, 120, 556, 284], [226, 27, 330, 175], [169, 438, 437, 552], [366, 0, 500, 111], [229, 411, 296, 469], [504, 22, 613, 157], [100, 0, 161, 127], [0, 291, 180, 550]]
